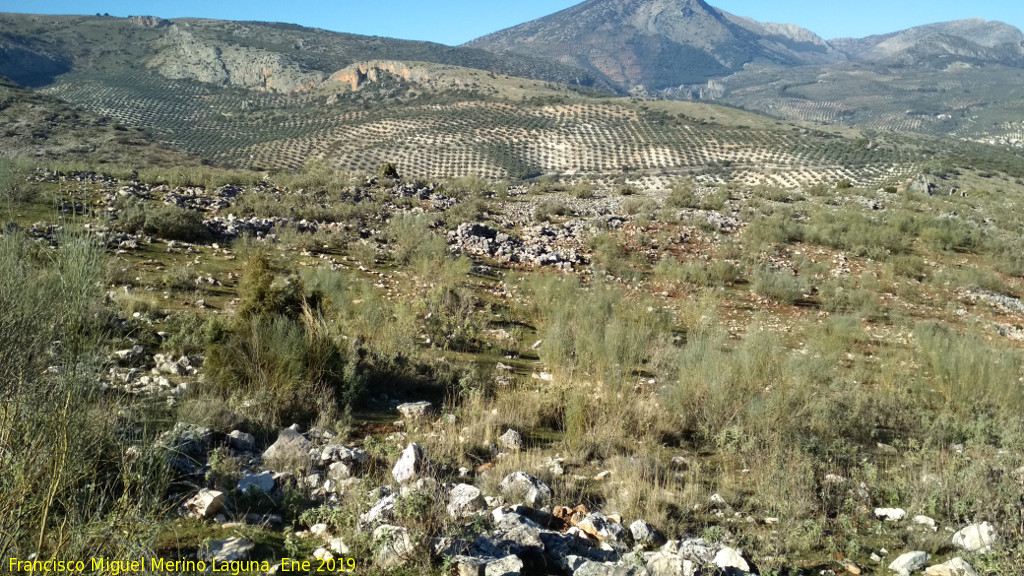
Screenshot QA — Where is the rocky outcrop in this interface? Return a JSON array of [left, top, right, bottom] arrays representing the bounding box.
[[330, 60, 431, 91], [148, 26, 326, 92]]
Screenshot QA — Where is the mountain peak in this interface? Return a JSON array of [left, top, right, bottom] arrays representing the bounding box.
[[465, 0, 843, 90]]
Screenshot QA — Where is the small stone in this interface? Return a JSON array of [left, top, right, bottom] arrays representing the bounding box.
[[452, 556, 488, 576], [952, 522, 998, 553], [843, 560, 862, 575], [888, 551, 930, 576], [310, 523, 330, 537], [499, 429, 524, 452]]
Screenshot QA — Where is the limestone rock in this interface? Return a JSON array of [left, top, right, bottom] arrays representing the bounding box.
[[889, 551, 930, 576], [373, 525, 414, 570], [320, 444, 369, 468], [713, 547, 750, 573], [359, 493, 397, 529], [392, 443, 427, 484], [227, 430, 256, 452], [952, 522, 998, 553], [498, 471, 552, 508], [208, 538, 254, 563], [912, 515, 937, 531], [485, 554, 524, 576], [262, 427, 312, 470], [925, 557, 978, 576], [630, 520, 667, 549], [185, 489, 223, 518], [237, 470, 275, 494], [499, 429, 524, 452], [397, 401, 434, 420], [874, 508, 907, 522], [448, 483, 487, 518], [577, 512, 626, 542]]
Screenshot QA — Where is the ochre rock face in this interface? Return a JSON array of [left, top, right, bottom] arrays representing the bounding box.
[[330, 61, 430, 91]]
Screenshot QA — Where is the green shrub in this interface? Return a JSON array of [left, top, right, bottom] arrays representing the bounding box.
[[115, 201, 210, 242], [752, 267, 809, 304]]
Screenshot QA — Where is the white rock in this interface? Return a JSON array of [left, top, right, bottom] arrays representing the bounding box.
[[238, 471, 275, 494], [185, 489, 224, 518], [888, 551, 930, 576], [577, 512, 626, 542], [925, 557, 978, 576], [874, 507, 907, 522], [227, 430, 256, 452], [392, 443, 427, 484], [328, 538, 349, 555], [208, 538, 254, 562], [372, 525, 414, 570], [448, 483, 486, 518], [262, 428, 312, 469], [309, 523, 330, 536], [713, 547, 750, 573], [499, 429, 524, 452], [485, 555, 524, 576], [498, 471, 552, 508], [397, 401, 434, 420], [952, 522, 998, 553], [912, 515, 937, 531]]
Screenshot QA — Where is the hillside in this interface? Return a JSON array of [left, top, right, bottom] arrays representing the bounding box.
[[0, 13, 619, 93]]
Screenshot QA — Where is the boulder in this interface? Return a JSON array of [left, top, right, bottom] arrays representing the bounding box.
[[185, 489, 223, 518], [952, 522, 998, 553], [262, 427, 312, 470], [498, 471, 552, 508], [448, 483, 487, 518], [208, 538, 254, 563], [499, 429, 524, 452], [925, 557, 978, 576], [392, 443, 427, 484], [889, 551, 930, 576], [373, 525, 414, 570]]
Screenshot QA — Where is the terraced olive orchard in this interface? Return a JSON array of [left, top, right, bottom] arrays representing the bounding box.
[[38, 66, 946, 187]]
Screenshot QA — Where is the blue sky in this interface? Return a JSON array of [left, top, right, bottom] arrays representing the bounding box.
[[2, 1, 1022, 45]]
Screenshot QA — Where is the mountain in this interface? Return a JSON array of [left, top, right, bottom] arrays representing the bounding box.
[[832, 19, 1024, 67], [0, 13, 620, 93], [464, 0, 845, 90]]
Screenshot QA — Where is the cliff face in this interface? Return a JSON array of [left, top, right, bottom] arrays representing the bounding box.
[[147, 26, 327, 92]]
